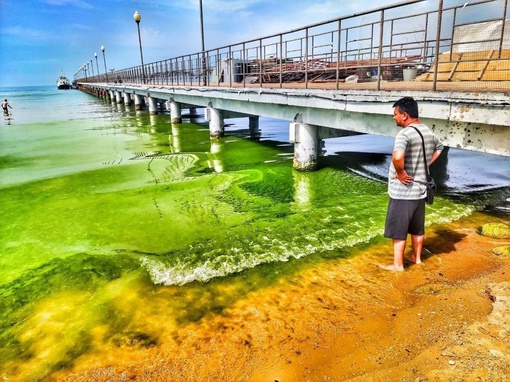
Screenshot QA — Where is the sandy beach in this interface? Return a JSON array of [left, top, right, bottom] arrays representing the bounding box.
[[52, 211, 510, 381]]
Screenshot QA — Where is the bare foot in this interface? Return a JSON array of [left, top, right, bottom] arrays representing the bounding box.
[[378, 264, 404, 272], [409, 256, 422, 264]]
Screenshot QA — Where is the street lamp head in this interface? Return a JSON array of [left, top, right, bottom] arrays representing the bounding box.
[[134, 10, 141, 23], [94, 52, 97, 58], [101, 45, 105, 52]]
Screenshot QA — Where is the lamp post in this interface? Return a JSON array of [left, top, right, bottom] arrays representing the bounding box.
[[199, 0, 207, 86], [133, 10, 146, 84], [90, 59, 94, 78], [94, 52, 100, 81], [101, 45, 108, 83]]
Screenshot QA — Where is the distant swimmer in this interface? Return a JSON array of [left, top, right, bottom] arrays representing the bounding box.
[[2, 99, 13, 116]]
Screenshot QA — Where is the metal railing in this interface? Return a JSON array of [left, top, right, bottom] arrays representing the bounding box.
[[77, 0, 510, 93]]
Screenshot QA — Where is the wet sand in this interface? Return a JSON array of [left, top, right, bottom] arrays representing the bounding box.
[[56, 211, 510, 381]]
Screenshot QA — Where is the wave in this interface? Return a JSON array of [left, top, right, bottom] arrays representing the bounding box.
[[139, 201, 475, 286]]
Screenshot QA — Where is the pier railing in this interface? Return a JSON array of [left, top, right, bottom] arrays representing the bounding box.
[[78, 0, 509, 93]]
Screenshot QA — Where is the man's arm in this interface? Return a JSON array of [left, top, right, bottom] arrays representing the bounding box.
[[430, 149, 442, 165], [392, 150, 413, 185]]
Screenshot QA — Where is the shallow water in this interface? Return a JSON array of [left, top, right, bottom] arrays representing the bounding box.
[[0, 86, 508, 380]]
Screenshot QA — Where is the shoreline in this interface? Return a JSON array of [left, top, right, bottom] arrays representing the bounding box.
[[52, 211, 509, 381]]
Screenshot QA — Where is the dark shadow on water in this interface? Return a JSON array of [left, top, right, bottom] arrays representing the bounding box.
[[424, 229, 467, 258]]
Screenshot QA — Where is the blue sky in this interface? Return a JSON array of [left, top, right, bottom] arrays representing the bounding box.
[[0, 0, 496, 87], [0, 0, 421, 86]]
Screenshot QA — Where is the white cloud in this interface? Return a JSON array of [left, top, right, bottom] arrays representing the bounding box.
[[3, 26, 54, 41], [43, 0, 94, 8]]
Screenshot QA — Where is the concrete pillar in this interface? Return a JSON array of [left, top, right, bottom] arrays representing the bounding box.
[[148, 97, 158, 115], [123, 92, 132, 105], [170, 100, 182, 123], [115, 91, 123, 104], [208, 105, 224, 138], [290, 121, 319, 171], [249, 116, 260, 138], [134, 94, 144, 110]]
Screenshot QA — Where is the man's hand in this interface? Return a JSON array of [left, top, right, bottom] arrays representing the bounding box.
[[395, 170, 413, 185]]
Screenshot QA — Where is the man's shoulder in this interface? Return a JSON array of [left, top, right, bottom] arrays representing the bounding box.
[[408, 123, 430, 131]]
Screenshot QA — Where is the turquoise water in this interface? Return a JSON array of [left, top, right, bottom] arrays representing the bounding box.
[[0, 85, 508, 380]]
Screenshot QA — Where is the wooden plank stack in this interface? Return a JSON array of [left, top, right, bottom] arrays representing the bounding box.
[[416, 50, 510, 82]]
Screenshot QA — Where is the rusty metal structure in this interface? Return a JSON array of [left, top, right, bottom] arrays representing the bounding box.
[[77, 0, 509, 93]]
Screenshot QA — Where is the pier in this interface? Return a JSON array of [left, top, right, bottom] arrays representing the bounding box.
[[76, 0, 510, 170]]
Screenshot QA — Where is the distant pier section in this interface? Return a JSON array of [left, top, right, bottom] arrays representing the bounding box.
[[76, 0, 510, 170]]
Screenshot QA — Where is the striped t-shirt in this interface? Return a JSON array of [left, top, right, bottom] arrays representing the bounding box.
[[388, 123, 444, 200]]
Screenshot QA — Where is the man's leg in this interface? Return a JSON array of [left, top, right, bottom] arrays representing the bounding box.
[[410, 234, 424, 264], [392, 239, 406, 269], [382, 198, 407, 271], [380, 238, 406, 271]]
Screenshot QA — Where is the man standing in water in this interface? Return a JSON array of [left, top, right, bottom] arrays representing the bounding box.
[[381, 96, 443, 271], [2, 99, 12, 116]]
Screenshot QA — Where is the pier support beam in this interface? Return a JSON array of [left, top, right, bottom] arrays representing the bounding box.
[[123, 92, 132, 105], [207, 103, 224, 138], [134, 94, 144, 110], [290, 117, 320, 171], [249, 116, 260, 138], [169, 100, 182, 123], [115, 91, 123, 104], [148, 97, 158, 115]]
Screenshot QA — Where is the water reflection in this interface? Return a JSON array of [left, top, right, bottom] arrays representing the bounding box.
[[149, 115, 157, 133], [208, 139, 224, 173], [291, 171, 312, 211], [170, 124, 181, 153]]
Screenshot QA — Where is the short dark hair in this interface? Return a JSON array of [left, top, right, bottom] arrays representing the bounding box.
[[393, 96, 419, 118]]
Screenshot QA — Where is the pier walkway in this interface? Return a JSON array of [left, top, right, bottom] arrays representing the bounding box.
[[76, 0, 510, 170]]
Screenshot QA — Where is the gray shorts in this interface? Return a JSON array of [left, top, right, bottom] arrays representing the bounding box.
[[384, 198, 426, 240]]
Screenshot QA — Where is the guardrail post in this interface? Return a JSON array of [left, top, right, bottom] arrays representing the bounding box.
[[376, 10, 385, 91], [305, 28, 309, 89], [432, 0, 444, 91]]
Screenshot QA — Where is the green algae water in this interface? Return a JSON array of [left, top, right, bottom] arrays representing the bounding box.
[[1, 86, 509, 380]]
